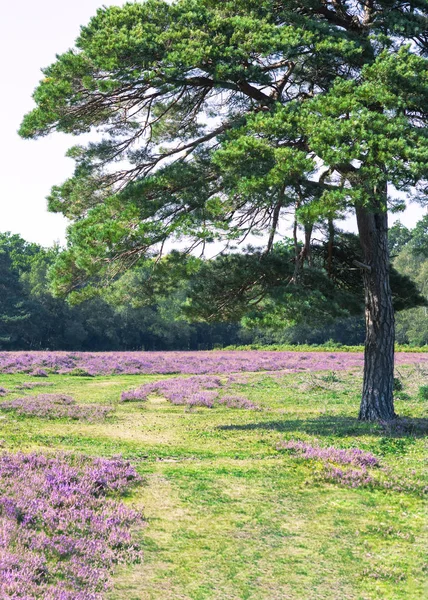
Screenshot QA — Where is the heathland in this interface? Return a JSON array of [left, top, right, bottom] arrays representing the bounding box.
[[0, 350, 426, 599]]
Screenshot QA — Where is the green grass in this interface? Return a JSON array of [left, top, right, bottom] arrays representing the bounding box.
[[0, 364, 426, 599], [223, 343, 428, 352]]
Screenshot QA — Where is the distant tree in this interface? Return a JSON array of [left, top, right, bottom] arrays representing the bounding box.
[[0, 230, 242, 351], [20, 1, 428, 420], [0, 232, 41, 273], [0, 250, 31, 347], [393, 216, 428, 345], [409, 214, 428, 258], [388, 222, 412, 258]]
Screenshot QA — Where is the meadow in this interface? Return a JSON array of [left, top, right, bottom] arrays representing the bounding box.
[[0, 350, 426, 599]]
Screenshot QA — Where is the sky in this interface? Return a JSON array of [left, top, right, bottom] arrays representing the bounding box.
[[0, 0, 425, 248], [0, 0, 125, 247]]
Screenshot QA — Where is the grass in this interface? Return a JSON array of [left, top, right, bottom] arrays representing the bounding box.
[[223, 343, 428, 352], [0, 363, 426, 599]]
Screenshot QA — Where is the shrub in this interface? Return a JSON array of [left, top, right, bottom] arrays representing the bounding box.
[[393, 377, 403, 391], [419, 385, 428, 401]]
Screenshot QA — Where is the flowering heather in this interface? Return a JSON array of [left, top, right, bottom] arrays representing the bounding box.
[[30, 368, 49, 377], [0, 452, 143, 599], [187, 391, 218, 408], [322, 465, 375, 488], [121, 375, 221, 404], [218, 395, 260, 410], [278, 440, 382, 489], [278, 440, 379, 467], [279, 440, 427, 494], [0, 394, 113, 422], [0, 350, 425, 377], [121, 375, 259, 409], [0, 388, 8, 397]]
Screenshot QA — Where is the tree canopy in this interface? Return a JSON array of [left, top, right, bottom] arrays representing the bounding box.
[[0, 232, 246, 351], [183, 233, 425, 324], [19, 0, 428, 291], [0, 218, 426, 350]]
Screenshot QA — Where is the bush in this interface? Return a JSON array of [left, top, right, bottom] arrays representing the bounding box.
[[419, 385, 428, 401], [393, 377, 403, 391]]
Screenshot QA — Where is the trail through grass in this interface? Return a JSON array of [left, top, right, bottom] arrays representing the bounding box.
[[0, 362, 426, 599]]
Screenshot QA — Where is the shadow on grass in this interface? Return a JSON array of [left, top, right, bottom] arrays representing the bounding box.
[[217, 415, 428, 438]]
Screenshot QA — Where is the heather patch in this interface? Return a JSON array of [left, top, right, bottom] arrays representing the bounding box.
[[0, 388, 9, 397], [121, 375, 260, 409], [217, 395, 260, 410], [278, 440, 425, 495], [0, 394, 114, 422], [186, 391, 218, 408], [278, 440, 379, 488], [0, 350, 425, 376], [0, 452, 143, 599], [30, 368, 49, 378], [278, 440, 379, 467]]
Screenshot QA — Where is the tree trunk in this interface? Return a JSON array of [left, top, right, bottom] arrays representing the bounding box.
[[303, 223, 313, 267], [327, 217, 334, 278], [355, 199, 395, 421]]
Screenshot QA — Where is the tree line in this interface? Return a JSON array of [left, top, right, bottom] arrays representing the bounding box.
[[0, 232, 241, 350], [1, 215, 426, 351]]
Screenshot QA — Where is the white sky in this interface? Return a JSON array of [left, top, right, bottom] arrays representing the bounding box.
[[0, 0, 425, 248], [0, 0, 125, 247]]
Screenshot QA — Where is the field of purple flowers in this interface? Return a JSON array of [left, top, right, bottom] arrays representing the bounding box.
[[121, 374, 259, 409], [0, 349, 426, 377], [0, 453, 143, 599], [1, 393, 114, 421], [0, 352, 426, 599]]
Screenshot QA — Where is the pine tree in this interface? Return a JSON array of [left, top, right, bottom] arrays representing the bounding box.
[[20, 0, 428, 420], [0, 250, 31, 347]]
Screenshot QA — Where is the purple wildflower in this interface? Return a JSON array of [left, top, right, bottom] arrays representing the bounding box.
[[30, 368, 48, 378], [0, 394, 113, 422], [121, 375, 258, 410], [322, 465, 375, 487], [0, 350, 424, 377], [278, 440, 379, 467], [218, 395, 260, 410], [0, 452, 143, 598], [187, 391, 218, 408], [278, 440, 381, 490]]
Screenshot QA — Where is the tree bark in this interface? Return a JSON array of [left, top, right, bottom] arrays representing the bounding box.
[[327, 217, 334, 278], [355, 198, 395, 421], [303, 223, 313, 267]]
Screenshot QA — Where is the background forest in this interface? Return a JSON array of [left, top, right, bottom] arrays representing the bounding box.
[[1, 216, 426, 351]]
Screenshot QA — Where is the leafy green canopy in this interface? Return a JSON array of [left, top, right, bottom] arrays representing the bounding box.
[[0, 232, 245, 351], [391, 215, 428, 345], [20, 0, 428, 305], [184, 234, 426, 326], [0, 249, 32, 346]]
